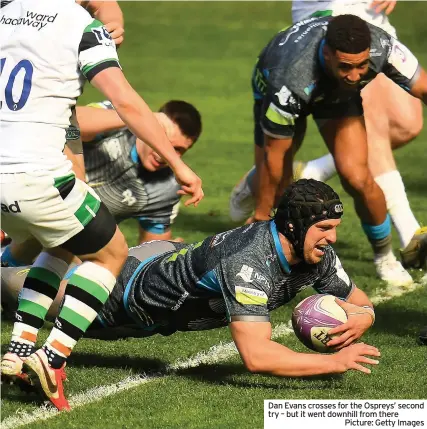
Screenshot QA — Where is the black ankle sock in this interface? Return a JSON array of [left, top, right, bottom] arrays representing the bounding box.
[[8, 341, 35, 358], [42, 346, 66, 369]]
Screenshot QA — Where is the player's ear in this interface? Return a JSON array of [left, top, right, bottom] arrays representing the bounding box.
[[323, 44, 333, 62]]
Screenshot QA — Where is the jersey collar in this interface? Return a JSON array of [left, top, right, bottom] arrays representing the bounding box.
[[269, 221, 291, 273]]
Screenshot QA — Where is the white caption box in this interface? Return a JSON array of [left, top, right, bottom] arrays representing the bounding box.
[[264, 400, 426, 429]]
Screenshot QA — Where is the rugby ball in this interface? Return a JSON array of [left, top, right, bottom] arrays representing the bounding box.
[[292, 294, 347, 353]]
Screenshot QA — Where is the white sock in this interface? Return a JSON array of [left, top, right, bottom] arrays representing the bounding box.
[[375, 170, 420, 249], [301, 154, 336, 182]]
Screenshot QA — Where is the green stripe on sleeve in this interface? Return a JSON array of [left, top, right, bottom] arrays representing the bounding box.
[[83, 19, 104, 33]]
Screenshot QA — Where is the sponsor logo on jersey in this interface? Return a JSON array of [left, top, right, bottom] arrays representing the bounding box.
[[235, 286, 268, 305], [236, 265, 254, 283], [265, 253, 277, 267], [105, 138, 122, 161], [242, 223, 254, 234], [369, 48, 382, 58], [278, 17, 318, 46], [171, 291, 189, 311], [380, 38, 390, 50], [236, 265, 270, 288], [1, 201, 21, 213], [293, 21, 328, 44], [304, 81, 317, 96], [121, 189, 136, 206], [389, 39, 418, 79], [65, 125, 80, 141], [0, 11, 57, 31], [278, 26, 299, 46], [268, 101, 299, 121], [275, 85, 292, 106], [210, 231, 232, 247], [91, 25, 114, 47], [393, 44, 406, 63]]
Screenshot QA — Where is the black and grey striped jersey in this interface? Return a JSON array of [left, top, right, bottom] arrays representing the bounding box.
[[83, 122, 180, 230], [97, 221, 354, 334]]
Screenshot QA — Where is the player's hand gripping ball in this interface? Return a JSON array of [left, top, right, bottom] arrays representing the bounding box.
[[292, 294, 347, 353]]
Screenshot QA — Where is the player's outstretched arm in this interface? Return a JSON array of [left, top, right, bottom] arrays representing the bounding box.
[[254, 135, 293, 221], [90, 68, 204, 206], [76, 106, 125, 142], [410, 68, 427, 105], [230, 321, 380, 377]]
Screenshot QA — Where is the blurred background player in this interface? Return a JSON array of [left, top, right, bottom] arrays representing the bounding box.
[[229, 14, 427, 287], [0, 0, 203, 411], [80, 100, 202, 243], [1, 180, 381, 377], [290, 0, 427, 271]]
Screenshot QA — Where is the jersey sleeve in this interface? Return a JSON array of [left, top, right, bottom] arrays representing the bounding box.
[[259, 82, 304, 139], [312, 248, 354, 300], [78, 19, 121, 81], [219, 260, 273, 323], [382, 38, 421, 91]]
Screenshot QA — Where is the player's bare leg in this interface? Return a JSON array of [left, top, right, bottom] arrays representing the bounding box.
[[362, 74, 426, 269], [319, 116, 412, 287]]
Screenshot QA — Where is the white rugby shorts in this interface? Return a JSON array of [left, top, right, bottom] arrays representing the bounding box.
[[1, 168, 101, 248]]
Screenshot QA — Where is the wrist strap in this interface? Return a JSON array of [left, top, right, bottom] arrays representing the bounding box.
[[347, 306, 375, 327], [362, 305, 375, 326]]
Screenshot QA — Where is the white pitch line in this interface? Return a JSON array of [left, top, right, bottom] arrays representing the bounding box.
[[2, 282, 423, 429], [1, 323, 294, 429]]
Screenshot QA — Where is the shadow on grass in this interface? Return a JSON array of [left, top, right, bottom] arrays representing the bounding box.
[[0, 386, 44, 406], [68, 352, 167, 373], [175, 362, 343, 390], [372, 303, 427, 338]]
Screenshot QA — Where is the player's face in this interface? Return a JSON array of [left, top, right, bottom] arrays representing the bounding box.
[[325, 47, 370, 90], [139, 126, 194, 172], [303, 219, 341, 264]]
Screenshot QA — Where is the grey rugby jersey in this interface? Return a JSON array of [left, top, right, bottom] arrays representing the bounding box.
[[83, 105, 180, 230], [252, 16, 421, 138], [97, 221, 354, 334]]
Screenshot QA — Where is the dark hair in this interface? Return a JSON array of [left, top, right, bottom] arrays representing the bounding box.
[[159, 100, 202, 143], [325, 14, 371, 54]]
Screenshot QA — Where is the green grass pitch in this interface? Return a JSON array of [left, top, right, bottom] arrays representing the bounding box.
[[1, 2, 427, 428]]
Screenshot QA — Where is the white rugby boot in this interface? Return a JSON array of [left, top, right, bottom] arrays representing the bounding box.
[[374, 252, 413, 288], [229, 167, 256, 222]]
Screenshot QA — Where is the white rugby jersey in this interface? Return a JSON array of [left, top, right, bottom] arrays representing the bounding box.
[[291, 0, 397, 37], [0, 0, 120, 172]]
